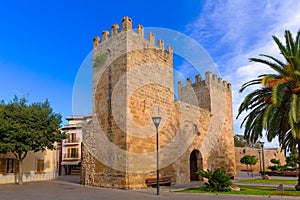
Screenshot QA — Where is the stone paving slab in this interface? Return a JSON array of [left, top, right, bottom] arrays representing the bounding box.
[[0, 177, 299, 200]]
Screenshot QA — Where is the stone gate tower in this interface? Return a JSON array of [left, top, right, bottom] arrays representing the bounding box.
[[81, 16, 236, 189]]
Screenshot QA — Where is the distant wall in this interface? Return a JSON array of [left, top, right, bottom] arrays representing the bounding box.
[[235, 147, 286, 172]]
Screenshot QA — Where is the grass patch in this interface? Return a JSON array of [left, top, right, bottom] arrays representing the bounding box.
[[237, 178, 297, 185], [175, 185, 300, 196]]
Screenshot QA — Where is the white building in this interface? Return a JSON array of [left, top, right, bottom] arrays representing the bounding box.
[[60, 116, 85, 175]]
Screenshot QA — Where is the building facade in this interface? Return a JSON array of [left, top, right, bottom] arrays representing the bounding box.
[[81, 16, 236, 189], [0, 149, 59, 184], [60, 116, 85, 175]]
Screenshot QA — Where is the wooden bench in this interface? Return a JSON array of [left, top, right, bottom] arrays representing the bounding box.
[[146, 176, 172, 187]]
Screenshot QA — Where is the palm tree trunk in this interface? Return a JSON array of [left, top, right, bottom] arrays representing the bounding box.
[[295, 139, 300, 191]]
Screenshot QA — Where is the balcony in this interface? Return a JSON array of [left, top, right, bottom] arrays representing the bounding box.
[[64, 138, 81, 145], [62, 153, 80, 161]]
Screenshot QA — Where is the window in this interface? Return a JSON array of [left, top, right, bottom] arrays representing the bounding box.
[[68, 148, 78, 158], [68, 133, 77, 142], [6, 158, 14, 173], [37, 159, 44, 172]]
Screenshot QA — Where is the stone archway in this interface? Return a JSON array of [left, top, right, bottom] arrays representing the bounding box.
[[190, 150, 203, 181]]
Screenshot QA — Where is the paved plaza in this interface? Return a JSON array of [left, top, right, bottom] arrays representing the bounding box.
[[0, 174, 299, 200]]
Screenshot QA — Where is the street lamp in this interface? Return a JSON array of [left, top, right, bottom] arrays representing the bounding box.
[[258, 150, 262, 174], [152, 116, 161, 196], [259, 142, 265, 176]]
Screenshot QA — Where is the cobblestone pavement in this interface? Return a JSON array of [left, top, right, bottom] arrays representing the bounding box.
[[0, 174, 299, 200]]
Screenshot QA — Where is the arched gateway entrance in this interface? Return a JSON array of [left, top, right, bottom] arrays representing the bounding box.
[[190, 150, 203, 181]]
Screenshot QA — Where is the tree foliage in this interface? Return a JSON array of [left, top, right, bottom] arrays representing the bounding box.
[[268, 158, 284, 172], [196, 168, 232, 192], [234, 135, 248, 147], [236, 29, 300, 190], [234, 134, 261, 148], [286, 153, 299, 168], [0, 96, 65, 184], [240, 155, 258, 177], [270, 158, 281, 165]]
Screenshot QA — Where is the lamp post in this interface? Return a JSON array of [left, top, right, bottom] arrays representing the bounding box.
[[259, 142, 265, 176], [152, 116, 161, 196], [258, 150, 262, 174]]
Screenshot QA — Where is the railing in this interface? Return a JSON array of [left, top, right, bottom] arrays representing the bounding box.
[[64, 138, 80, 144], [63, 154, 80, 159]]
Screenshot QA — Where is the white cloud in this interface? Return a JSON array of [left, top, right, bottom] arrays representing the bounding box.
[[185, 0, 300, 148]]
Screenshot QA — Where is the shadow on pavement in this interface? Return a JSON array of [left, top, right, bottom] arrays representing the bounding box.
[[56, 175, 80, 184]]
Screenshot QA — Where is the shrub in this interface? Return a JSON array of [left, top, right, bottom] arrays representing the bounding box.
[[270, 158, 281, 165], [269, 158, 285, 172], [196, 168, 232, 192], [268, 165, 279, 171]]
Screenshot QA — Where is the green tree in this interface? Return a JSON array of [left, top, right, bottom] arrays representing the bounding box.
[[234, 134, 261, 148], [234, 135, 248, 147], [286, 153, 299, 168], [0, 97, 65, 185], [236, 30, 300, 190], [240, 155, 258, 177]]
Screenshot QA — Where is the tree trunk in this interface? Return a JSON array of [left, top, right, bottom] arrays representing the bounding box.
[[18, 159, 23, 185], [246, 165, 249, 175], [295, 140, 300, 191], [250, 165, 253, 177], [13, 151, 27, 185]]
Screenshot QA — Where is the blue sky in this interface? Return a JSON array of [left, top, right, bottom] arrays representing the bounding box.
[[1, 0, 300, 147], [0, 0, 201, 116]]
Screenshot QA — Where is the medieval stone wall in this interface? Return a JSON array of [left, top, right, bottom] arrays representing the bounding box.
[[179, 72, 236, 174], [81, 16, 236, 189], [235, 147, 286, 172]]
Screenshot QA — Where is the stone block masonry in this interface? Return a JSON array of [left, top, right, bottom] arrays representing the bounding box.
[[81, 16, 236, 189]]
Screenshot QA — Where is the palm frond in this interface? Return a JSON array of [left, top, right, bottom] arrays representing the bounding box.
[[294, 71, 300, 78], [290, 93, 300, 125], [295, 30, 300, 51], [239, 103, 267, 127], [288, 110, 298, 139], [259, 54, 286, 67], [243, 104, 266, 143], [272, 82, 287, 106], [273, 35, 288, 56], [249, 57, 286, 75], [285, 56, 300, 72], [239, 78, 262, 93], [285, 30, 294, 57], [281, 130, 296, 152], [261, 75, 273, 86], [237, 88, 271, 118], [262, 104, 274, 129], [266, 104, 289, 142]]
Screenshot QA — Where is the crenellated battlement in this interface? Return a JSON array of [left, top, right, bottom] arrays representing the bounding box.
[[92, 16, 173, 56], [177, 71, 232, 112], [178, 71, 232, 92], [204, 71, 232, 90]]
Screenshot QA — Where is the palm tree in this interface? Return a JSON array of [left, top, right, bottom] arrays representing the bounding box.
[[237, 30, 300, 190]]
